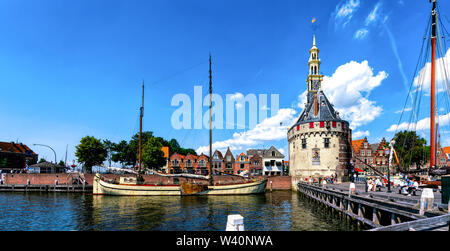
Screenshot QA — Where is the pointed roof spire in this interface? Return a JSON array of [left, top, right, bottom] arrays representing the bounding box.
[[313, 34, 316, 46]]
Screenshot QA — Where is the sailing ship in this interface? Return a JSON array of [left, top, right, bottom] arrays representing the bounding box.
[[388, 0, 450, 182], [93, 56, 268, 196]]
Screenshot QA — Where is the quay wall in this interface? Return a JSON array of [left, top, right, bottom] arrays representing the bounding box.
[[2, 173, 292, 190]]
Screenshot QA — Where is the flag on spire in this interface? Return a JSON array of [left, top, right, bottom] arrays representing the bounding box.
[[312, 17, 316, 23]]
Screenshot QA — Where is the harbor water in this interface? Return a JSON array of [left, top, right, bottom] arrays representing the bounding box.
[[0, 191, 355, 231]]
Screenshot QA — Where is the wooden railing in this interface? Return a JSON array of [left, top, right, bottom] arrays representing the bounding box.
[[369, 214, 450, 231]]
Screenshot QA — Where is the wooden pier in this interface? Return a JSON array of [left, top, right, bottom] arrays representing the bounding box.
[[0, 184, 93, 193], [297, 182, 449, 231]]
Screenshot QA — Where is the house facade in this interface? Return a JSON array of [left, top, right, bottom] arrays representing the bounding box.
[[0, 142, 38, 173], [167, 146, 285, 176]]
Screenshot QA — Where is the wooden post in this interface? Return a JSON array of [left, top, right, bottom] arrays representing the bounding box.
[[373, 208, 380, 225]]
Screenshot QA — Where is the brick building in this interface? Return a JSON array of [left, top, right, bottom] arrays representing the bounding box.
[[351, 137, 389, 175], [0, 142, 38, 173], [167, 146, 286, 176]]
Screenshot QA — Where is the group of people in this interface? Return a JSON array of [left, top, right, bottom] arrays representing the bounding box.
[[366, 177, 384, 192], [305, 173, 339, 186], [399, 178, 419, 196]]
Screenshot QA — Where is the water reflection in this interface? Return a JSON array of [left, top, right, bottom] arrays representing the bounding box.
[[0, 191, 354, 231]]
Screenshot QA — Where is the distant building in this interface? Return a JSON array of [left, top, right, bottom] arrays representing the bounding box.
[[161, 146, 170, 173], [0, 142, 38, 173], [442, 146, 450, 165], [235, 152, 250, 176], [223, 148, 235, 175], [167, 146, 285, 176], [211, 150, 224, 175], [247, 146, 285, 176], [28, 161, 66, 173], [169, 153, 185, 174], [436, 143, 447, 168], [351, 137, 389, 175]]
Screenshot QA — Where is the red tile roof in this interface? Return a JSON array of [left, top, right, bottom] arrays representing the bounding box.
[[352, 139, 365, 154], [0, 142, 35, 154]]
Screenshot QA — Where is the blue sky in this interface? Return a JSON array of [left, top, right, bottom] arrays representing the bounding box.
[[1, 0, 449, 165]]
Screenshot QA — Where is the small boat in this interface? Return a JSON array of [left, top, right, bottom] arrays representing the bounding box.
[[93, 56, 268, 196]]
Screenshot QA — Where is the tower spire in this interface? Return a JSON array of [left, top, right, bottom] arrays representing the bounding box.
[[307, 35, 323, 93]]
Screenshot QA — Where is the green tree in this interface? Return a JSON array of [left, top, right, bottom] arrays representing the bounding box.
[[393, 130, 429, 170], [167, 138, 197, 156], [103, 139, 115, 167], [75, 136, 107, 173], [124, 131, 155, 166], [141, 137, 166, 171], [168, 138, 181, 153], [111, 140, 128, 167], [58, 160, 65, 166], [39, 158, 47, 163]]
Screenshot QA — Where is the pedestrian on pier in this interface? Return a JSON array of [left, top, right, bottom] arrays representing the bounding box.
[[349, 182, 356, 195], [364, 178, 368, 193], [322, 178, 327, 188]]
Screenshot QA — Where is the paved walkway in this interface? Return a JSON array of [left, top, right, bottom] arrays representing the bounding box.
[[322, 182, 445, 209]]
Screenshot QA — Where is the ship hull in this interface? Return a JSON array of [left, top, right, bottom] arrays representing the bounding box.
[[93, 174, 267, 196]]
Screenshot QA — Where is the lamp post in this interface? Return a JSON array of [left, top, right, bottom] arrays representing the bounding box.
[[33, 144, 57, 164], [385, 140, 395, 193], [385, 148, 391, 193]]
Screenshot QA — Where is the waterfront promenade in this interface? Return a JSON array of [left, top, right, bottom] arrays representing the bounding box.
[[297, 181, 450, 231], [325, 182, 444, 209]]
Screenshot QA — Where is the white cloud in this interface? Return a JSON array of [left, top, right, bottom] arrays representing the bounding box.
[[365, 2, 382, 26], [298, 60, 386, 129], [353, 130, 370, 138], [354, 28, 369, 40], [333, 0, 361, 29], [196, 108, 297, 155], [413, 48, 450, 95], [387, 112, 450, 132]]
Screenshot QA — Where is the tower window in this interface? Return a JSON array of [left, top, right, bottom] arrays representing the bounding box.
[[302, 139, 307, 149], [324, 138, 330, 148]]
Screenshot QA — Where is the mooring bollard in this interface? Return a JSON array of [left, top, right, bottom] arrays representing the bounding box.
[[226, 214, 245, 231], [419, 188, 434, 215]]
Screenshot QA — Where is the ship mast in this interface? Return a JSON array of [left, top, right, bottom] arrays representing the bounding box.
[[430, 0, 437, 169], [209, 54, 213, 178], [139, 80, 144, 175]]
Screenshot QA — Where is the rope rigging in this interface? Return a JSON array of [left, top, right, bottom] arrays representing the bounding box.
[[393, 1, 450, 173]]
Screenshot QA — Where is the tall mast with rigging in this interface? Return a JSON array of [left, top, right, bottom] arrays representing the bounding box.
[[209, 54, 213, 177], [139, 80, 144, 175], [430, 0, 437, 169]]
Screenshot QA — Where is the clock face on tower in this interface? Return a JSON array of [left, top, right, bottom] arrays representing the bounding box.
[[312, 80, 320, 91]]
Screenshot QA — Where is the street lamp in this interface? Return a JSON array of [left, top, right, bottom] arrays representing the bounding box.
[[33, 144, 57, 164], [385, 140, 396, 193]]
